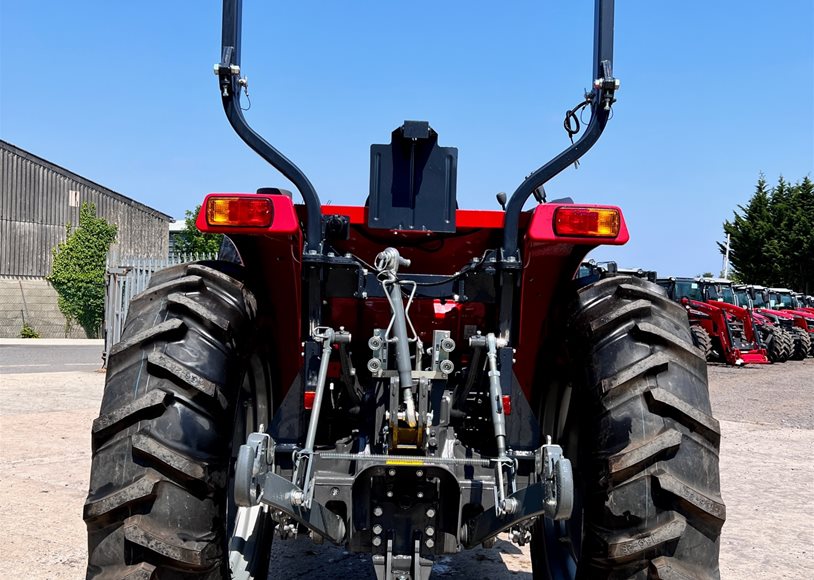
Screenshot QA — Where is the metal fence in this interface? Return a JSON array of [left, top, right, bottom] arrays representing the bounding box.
[[103, 253, 216, 362]]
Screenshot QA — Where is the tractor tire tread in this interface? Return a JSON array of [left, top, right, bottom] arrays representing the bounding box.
[[649, 556, 711, 580], [537, 275, 723, 578], [87, 563, 157, 580], [607, 428, 683, 480], [790, 327, 811, 360], [108, 319, 186, 357], [689, 325, 712, 360], [146, 351, 228, 409], [123, 514, 218, 569], [84, 469, 162, 520], [85, 261, 257, 579], [92, 390, 173, 440]]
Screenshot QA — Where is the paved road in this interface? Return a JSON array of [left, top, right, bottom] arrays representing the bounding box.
[[0, 344, 104, 374]]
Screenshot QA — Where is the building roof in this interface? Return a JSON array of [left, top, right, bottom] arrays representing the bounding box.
[[1, 139, 173, 222]]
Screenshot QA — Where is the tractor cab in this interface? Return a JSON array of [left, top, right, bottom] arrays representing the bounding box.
[[657, 276, 703, 301], [745, 285, 771, 308], [697, 277, 737, 304], [768, 288, 796, 310]]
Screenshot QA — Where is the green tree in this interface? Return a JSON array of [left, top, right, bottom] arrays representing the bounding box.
[[48, 203, 118, 338], [174, 205, 222, 255], [720, 175, 814, 293]]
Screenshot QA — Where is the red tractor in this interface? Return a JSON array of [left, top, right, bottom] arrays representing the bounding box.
[[767, 288, 814, 357], [739, 285, 812, 360], [727, 285, 793, 363], [656, 277, 769, 365], [83, 2, 724, 579], [792, 292, 814, 314]]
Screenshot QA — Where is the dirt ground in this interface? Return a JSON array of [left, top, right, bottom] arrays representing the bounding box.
[[0, 360, 812, 579]]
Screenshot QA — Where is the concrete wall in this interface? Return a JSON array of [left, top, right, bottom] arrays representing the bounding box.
[[0, 279, 86, 338]]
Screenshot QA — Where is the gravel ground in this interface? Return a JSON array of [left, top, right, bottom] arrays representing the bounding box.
[[0, 360, 811, 579]]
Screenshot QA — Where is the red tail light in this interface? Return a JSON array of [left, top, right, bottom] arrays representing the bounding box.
[[206, 196, 273, 227], [304, 390, 315, 410], [502, 395, 512, 416], [554, 207, 620, 238]]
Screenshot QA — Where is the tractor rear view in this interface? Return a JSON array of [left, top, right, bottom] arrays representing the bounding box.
[[83, 2, 725, 579]]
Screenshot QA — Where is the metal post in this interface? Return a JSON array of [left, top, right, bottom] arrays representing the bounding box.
[[219, 0, 323, 253], [502, 0, 618, 259]]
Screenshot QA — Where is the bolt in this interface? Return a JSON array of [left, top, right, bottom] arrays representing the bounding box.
[[416, 470, 424, 477], [372, 524, 383, 535], [386, 491, 394, 498], [426, 508, 436, 518], [372, 536, 382, 547], [373, 506, 383, 517], [501, 497, 519, 514], [388, 468, 396, 477], [330, 487, 340, 497], [425, 538, 435, 549], [417, 491, 424, 499], [425, 526, 435, 537], [289, 490, 304, 506]]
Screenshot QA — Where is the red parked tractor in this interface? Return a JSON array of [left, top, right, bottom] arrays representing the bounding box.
[[729, 286, 793, 363], [738, 285, 812, 360], [656, 277, 769, 365], [767, 288, 814, 356], [697, 278, 773, 364], [791, 292, 814, 314], [83, 2, 724, 579]]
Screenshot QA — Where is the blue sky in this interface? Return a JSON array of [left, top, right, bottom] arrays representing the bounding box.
[[2, 1, 812, 276]]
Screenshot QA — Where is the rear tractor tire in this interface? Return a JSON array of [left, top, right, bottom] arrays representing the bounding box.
[[790, 327, 812, 360], [760, 325, 788, 363], [690, 324, 713, 360], [84, 262, 275, 580], [531, 276, 725, 580], [776, 328, 793, 362]]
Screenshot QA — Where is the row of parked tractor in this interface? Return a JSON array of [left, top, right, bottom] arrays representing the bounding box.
[[578, 262, 814, 366]]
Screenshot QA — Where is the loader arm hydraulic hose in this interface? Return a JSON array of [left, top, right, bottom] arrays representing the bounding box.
[[219, 0, 323, 253], [502, 0, 618, 258]]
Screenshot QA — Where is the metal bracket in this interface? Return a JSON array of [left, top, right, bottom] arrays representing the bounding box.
[[536, 436, 574, 521], [233, 431, 346, 545], [234, 432, 273, 507], [461, 438, 573, 548], [373, 538, 433, 580], [432, 330, 455, 375]]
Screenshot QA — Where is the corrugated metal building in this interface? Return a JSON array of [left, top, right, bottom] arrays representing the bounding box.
[[1, 139, 172, 278], [0, 140, 173, 338]]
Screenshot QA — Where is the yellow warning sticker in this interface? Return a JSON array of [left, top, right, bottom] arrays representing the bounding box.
[[385, 458, 425, 466]]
